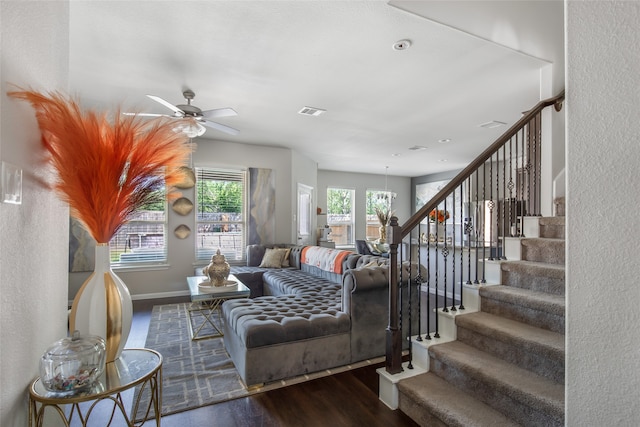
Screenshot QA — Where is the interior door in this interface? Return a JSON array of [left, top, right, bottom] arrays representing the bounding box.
[[297, 184, 314, 246]]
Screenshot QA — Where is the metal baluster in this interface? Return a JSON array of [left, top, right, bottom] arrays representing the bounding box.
[[519, 128, 526, 236], [442, 199, 449, 313], [459, 183, 466, 310], [425, 225, 431, 341], [532, 113, 538, 215], [496, 150, 501, 259], [451, 189, 457, 312], [433, 216, 440, 338], [536, 112, 542, 216], [508, 136, 515, 237], [481, 163, 487, 283], [416, 223, 423, 342], [501, 143, 507, 259], [525, 120, 531, 217], [466, 177, 473, 285], [488, 158, 494, 261], [474, 169, 480, 284]]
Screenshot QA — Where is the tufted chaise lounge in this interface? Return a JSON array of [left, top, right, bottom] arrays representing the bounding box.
[[221, 245, 419, 387]]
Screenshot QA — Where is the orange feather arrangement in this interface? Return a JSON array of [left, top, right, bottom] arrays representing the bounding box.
[[9, 89, 193, 243]]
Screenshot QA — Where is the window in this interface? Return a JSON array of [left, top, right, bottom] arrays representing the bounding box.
[[366, 189, 394, 240], [196, 167, 246, 262], [109, 189, 167, 266], [326, 187, 354, 247]]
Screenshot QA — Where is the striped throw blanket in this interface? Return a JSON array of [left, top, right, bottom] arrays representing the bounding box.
[[301, 246, 351, 274]]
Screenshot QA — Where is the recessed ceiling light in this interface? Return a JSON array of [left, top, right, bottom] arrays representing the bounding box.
[[438, 138, 451, 144], [393, 39, 412, 51], [439, 159, 448, 162], [408, 145, 427, 151], [298, 106, 326, 116], [479, 120, 506, 129], [392, 153, 401, 157]]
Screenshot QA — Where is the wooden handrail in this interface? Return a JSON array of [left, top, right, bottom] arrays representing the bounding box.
[[400, 90, 565, 236]]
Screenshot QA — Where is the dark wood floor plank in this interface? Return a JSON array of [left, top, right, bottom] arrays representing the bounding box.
[[134, 297, 418, 427]]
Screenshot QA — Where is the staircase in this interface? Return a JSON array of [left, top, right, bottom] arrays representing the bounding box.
[[397, 199, 566, 426]]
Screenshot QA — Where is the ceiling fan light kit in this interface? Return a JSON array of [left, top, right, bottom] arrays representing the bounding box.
[[173, 120, 206, 138]]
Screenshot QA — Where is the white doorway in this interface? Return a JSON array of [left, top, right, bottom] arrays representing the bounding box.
[[297, 183, 314, 246]]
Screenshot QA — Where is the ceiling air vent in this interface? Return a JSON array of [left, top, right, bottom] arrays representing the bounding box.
[[479, 120, 507, 129], [298, 106, 326, 116]]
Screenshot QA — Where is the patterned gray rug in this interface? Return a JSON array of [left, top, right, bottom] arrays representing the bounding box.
[[135, 303, 384, 418], [134, 302, 249, 418]]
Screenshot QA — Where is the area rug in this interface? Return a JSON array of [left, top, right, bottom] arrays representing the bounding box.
[[135, 302, 384, 418]]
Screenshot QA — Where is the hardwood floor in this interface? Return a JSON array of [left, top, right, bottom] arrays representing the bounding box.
[[129, 298, 418, 427]]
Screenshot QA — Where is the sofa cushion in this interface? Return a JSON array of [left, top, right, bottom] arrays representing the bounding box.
[[262, 269, 342, 298], [222, 294, 349, 348]]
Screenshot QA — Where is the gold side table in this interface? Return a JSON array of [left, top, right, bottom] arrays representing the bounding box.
[[29, 348, 162, 427]]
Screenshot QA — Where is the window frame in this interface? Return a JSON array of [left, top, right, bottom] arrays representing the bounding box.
[[109, 193, 169, 268], [326, 187, 355, 248], [195, 167, 247, 263]]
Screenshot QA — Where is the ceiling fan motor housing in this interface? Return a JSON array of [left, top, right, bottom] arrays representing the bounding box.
[[178, 90, 202, 116]]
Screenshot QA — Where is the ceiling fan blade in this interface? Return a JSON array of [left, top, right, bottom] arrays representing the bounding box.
[[201, 119, 240, 135], [200, 107, 238, 119], [146, 95, 184, 116], [122, 112, 169, 117]]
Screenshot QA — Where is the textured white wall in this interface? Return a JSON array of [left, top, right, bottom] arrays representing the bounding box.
[[0, 2, 70, 426], [566, 1, 640, 424]]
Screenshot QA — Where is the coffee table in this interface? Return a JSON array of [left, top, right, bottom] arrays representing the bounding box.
[[186, 275, 250, 340]]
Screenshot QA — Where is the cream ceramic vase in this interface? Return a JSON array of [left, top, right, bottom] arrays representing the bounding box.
[[204, 249, 231, 287], [69, 244, 133, 363]]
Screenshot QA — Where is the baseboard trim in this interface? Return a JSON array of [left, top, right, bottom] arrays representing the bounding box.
[[68, 290, 191, 307], [130, 290, 191, 301]]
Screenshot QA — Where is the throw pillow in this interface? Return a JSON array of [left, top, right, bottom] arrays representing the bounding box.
[[259, 248, 286, 268], [363, 260, 380, 268], [279, 247, 292, 267], [365, 241, 378, 254]]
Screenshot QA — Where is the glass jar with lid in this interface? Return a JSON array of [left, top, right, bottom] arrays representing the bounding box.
[[39, 330, 106, 396]]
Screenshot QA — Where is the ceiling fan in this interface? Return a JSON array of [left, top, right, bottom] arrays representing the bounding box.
[[127, 89, 239, 137]]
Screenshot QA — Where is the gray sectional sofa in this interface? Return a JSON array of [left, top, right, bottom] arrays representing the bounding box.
[[221, 244, 418, 387]]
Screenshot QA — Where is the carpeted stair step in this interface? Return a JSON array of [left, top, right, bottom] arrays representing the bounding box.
[[520, 238, 564, 265], [398, 372, 520, 427], [501, 260, 565, 296], [479, 285, 565, 333], [428, 341, 565, 427], [455, 312, 564, 383], [539, 216, 565, 239]]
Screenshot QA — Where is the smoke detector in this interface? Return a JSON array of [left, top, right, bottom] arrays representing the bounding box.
[[393, 39, 412, 51]]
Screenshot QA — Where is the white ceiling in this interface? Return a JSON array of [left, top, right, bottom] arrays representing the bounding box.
[[68, 1, 562, 177]]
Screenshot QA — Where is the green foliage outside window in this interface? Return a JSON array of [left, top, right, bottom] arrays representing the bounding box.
[[327, 188, 352, 215], [366, 190, 393, 215], [197, 180, 242, 213]]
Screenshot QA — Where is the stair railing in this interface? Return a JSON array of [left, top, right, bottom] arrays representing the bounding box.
[[385, 91, 565, 375]]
